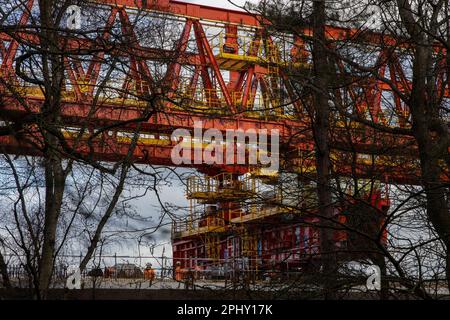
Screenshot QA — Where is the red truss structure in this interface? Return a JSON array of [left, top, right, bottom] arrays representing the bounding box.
[[0, 0, 448, 279]]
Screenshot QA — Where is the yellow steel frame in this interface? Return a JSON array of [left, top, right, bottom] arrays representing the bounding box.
[[186, 173, 257, 201], [205, 234, 220, 262]]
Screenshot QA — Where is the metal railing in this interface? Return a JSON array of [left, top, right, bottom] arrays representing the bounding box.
[[186, 173, 257, 199]]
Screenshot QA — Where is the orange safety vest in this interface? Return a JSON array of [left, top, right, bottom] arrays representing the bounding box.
[[175, 266, 183, 281]]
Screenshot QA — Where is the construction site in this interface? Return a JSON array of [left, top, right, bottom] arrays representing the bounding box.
[[0, 0, 449, 300]]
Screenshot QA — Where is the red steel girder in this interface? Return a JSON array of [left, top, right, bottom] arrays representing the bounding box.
[[99, 0, 261, 27], [0, 133, 429, 185], [0, 95, 426, 159], [0, 0, 448, 186]]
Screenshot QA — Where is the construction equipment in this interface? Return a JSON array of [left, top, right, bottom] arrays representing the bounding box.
[[1, 0, 448, 279]]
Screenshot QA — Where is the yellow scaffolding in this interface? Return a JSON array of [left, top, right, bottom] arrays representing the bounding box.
[[186, 173, 257, 201], [214, 32, 309, 71], [205, 234, 221, 262], [173, 199, 228, 238], [241, 228, 257, 257], [250, 167, 279, 185]]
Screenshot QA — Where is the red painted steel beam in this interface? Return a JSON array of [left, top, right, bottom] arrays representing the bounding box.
[[0, 96, 430, 159], [0, 0, 448, 185], [99, 0, 261, 26], [0, 134, 429, 185], [165, 20, 193, 95], [0, 32, 202, 66], [193, 20, 235, 113], [98, 0, 448, 52], [0, 135, 250, 173]]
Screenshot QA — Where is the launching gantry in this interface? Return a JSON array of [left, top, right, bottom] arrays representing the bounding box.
[[0, 0, 447, 277]]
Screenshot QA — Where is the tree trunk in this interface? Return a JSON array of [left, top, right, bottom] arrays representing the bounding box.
[[36, 0, 67, 299], [311, 0, 337, 298], [408, 43, 450, 291], [38, 148, 66, 298], [0, 250, 11, 289], [395, 0, 450, 292]]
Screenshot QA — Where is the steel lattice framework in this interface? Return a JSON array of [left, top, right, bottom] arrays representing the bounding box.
[[1, 0, 449, 277], [0, 0, 447, 184]]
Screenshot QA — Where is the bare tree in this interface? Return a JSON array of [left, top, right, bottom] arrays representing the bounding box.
[[246, 0, 449, 299], [0, 0, 183, 298]]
